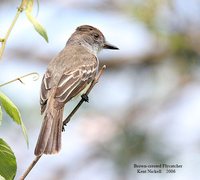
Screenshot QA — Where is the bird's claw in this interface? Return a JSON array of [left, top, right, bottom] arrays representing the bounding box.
[[81, 94, 89, 102]]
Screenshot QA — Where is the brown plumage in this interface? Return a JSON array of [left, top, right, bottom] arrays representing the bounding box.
[[34, 25, 119, 156]]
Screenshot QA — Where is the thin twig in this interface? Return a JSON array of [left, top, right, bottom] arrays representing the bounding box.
[[62, 65, 106, 129], [0, 72, 39, 87], [20, 155, 42, 180]]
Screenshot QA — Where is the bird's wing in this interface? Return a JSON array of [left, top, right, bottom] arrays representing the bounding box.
[[40, 70, 52, 114], [40, 61, 98, 114], [55, 62, 97, 103]]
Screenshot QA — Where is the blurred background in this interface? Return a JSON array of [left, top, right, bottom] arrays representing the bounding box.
[[0, 0, 200, 179]]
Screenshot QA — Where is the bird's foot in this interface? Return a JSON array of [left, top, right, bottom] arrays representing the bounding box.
[[81, 94, 89, 102], [62, 124, 66, 132]]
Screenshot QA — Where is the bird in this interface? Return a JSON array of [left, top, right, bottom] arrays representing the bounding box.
[[34, 25, 119, 156]]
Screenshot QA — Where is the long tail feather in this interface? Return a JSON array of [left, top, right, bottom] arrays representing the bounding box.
[[34, 98, 64, 156]]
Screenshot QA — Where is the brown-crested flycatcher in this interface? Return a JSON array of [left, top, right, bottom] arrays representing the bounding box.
[[34, 25, 119, 156]]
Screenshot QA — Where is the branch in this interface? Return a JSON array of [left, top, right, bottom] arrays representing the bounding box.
[[0, 0, 28, 59], [0, 72, 39, 87], [20, 155, 42, 180], [62, 65, 106, 129]]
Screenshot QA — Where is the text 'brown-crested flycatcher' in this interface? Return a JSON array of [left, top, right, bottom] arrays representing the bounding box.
[[34, 25, 119, 156]]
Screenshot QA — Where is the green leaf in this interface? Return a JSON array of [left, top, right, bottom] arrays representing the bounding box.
[[0, 92, 29, 146], [25, 0, 49, 42], [0, 92, 20, 124], [0, 139, 17, 180], [26, 13, 49, 42], [0, 105, 2, 126], [26, 0, 48, 42]]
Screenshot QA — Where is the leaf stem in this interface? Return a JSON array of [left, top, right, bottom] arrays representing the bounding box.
[[0, 72, 39, 87], [0, 0, 28, 59]]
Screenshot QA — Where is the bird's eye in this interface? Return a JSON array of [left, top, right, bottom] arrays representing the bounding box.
[[93, 33, 99, 39]]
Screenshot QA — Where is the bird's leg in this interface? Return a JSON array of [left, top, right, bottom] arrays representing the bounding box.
[[81, 94, 89, 102]]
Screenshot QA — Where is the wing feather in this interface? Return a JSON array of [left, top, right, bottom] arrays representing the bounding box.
[[40, 56, 98, 113], [40, 71, 51, 114], [55, 63, 97, 103]]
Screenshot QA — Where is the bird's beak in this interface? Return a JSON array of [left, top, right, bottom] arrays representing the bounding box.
[[103, 42, 119, 50]]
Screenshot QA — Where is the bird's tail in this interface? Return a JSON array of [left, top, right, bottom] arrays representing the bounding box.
[[34, 97, 64, 156]]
